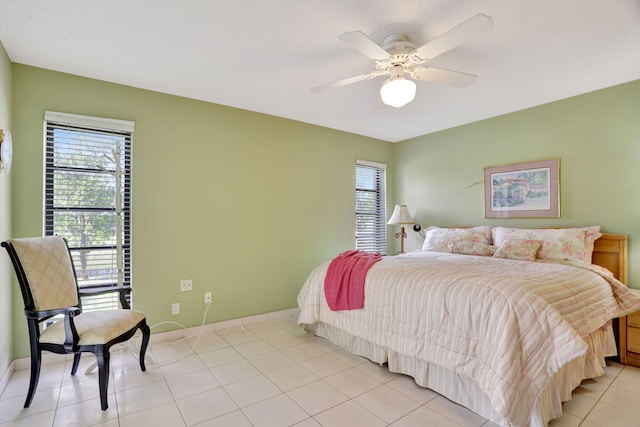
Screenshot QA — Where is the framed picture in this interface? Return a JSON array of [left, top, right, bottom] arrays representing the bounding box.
[[484, 158, 560, 218]]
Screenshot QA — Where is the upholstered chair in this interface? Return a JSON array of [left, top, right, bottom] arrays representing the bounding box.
[[2, 236, 150, 410]]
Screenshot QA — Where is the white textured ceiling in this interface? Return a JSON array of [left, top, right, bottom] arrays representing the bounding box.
[[0, 0, 639, 142]]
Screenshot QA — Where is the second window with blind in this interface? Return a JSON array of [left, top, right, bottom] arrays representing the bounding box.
[[44, 112, 134, 311], [355, 160, 387, 255]]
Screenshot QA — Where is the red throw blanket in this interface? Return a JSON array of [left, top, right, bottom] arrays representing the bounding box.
[[324, 250, 382, 311]]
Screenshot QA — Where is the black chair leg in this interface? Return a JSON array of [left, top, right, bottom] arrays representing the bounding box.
[[139, 323, 150, 371], [96, 349, 111, 410], [24, 348, 42, 408], [71, 353, 82, 375]]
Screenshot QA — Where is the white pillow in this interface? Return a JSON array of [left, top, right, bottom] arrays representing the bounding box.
[[422, 226, 493, 253], [492, 226, 602, 264]]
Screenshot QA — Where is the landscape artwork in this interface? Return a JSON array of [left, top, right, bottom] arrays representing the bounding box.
[[484, 159, 560, 218]]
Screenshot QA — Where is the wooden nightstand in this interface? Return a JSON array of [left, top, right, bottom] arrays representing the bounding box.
[[620, 306, 640, 367]]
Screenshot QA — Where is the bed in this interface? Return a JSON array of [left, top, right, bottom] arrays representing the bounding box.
[[297, 226, 640, 427]]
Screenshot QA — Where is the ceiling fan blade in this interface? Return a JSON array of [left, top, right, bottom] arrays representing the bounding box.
[[414, 14, 494, 61], [338, 31, 390, 61], [411, 66, 477, 88], [310, 72, 379, 93]]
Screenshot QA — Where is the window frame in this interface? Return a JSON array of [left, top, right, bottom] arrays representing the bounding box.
[[44, 111, 134, 309]]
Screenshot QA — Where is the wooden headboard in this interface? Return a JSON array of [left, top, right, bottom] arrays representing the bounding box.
[[592, 233, 627, 284]]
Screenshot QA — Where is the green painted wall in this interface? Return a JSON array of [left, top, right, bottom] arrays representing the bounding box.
[[10, 64, 393, 359], [7, 60, 639, 366], [0, 43, 13, 381], [394, 80, 640, 286]]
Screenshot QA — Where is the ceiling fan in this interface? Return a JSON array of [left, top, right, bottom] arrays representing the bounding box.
[[311, 14, 494, 107]]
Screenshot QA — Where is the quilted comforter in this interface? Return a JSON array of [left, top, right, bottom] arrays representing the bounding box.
[[297, 251, 640, 426]]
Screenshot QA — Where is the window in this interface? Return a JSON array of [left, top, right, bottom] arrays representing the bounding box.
[[355, 160, 387, 255], [44, 112, 134, 311]]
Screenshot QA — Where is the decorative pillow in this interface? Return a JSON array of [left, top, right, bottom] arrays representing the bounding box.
[[447, 241, 496, 256], [492, 226, 601, 264], [493, 239, 541, 262], [422, 226, 493, 253]]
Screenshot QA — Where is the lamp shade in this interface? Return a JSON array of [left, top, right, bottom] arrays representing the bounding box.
[[387, 204, 415, 225], [380, 77, 416, 108]]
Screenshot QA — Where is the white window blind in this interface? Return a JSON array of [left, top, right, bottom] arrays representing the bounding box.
[[355, 160, 387, 255], [44, 112, 134, 311]]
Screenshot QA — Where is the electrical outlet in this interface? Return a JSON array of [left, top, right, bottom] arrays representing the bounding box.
[[204, 292, 212, 304], [172, 302, 180, 315], [180, 279, 193, 292]]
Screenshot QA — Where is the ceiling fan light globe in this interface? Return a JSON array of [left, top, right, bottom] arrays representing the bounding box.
[[380, 77, 416, 107]]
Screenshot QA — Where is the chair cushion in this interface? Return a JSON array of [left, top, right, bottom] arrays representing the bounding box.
[[40, 310, 146, 346], [10, 237, 79, 310]]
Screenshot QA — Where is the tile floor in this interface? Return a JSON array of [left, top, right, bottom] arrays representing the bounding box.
[[1, 315, 640, 426]]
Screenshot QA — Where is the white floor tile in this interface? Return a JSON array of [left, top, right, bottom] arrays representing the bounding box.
[[233, 339, 277, 358], [0, 388, 60, 424], [286, 380, 349, 415], [115, 380, 174, 417], [221, 329, 260, 346], [176, 387, 238, 426], [57, 377, 115, 408], [119, 401, 186, 427], [242, 394, 309, 427], [0, 410, 55, 427], [607, 368, 640, 393], [293, 417, 322, 426], [314, 400, 387, 427], [159, 354, 208, 380], [548, 412, 582, 427], [194, 409, 253, 427], [224, 375, 281, 408], [265, 363, 319, 391], [570, 377, 611, 401], [165, 368, 220, 400], [187, 333, 229, 355], [198, 346, 244, 368], [386, 375, 440, 404], [263, 332, 306, 350], [355, 360, 402, 383], [354, 385, 421, 423], [112, 365, 164, 392], [247, 350, 296, 373], [52, 397, 118, 427], [560, 393, 597, 419], [324, 366, 382, 398], [584, 400, 640, 427], [150, 340, 194, 364], [330, 348, 368, 367], [425, 396, 487, 427], [392, 406, 462, 427], [299, 353, 349, 378], [4, 317, 640, 427], [598, 383, 640, 415], [209, 359, 260, 386], [246, 322, 291, 339], [280, 342, 328, 362]]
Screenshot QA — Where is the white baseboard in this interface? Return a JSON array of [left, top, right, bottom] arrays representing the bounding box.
[[0, 360, 15, 397], [8, 307, 300, 372]]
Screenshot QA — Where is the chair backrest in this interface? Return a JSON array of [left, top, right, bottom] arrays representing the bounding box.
[[7, 236, 80, 311]]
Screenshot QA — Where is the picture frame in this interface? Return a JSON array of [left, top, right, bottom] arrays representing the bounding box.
[[484, 158, 560, 218]]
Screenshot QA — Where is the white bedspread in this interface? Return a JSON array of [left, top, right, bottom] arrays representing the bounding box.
[[297, 251, 640, 426]]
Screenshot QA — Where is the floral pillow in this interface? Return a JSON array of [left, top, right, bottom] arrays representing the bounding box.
[[493, 239, 541, 262], [492, 226, 601, 264], [422, 226, 493, 253], [447, 241, 496, 256]]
